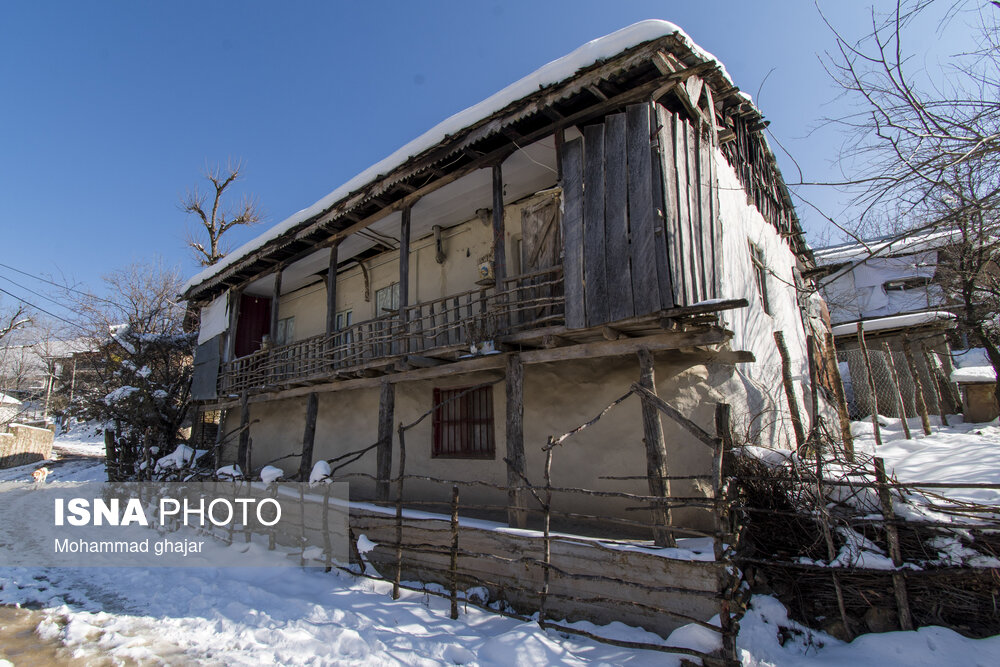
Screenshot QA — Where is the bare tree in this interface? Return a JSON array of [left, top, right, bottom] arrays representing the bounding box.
[[824, 0, 1000, 401], [182, 159, 263, 266]]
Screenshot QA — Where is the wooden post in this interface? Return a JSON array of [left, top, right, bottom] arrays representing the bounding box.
[[213, 408, 227, 470], [856, 322, 883, 448], [376, 380, 395, 502], [226, 288, 242, 362], [920, 344, 950, 426], [449, 484, 460, 620], [807, 335, 820, 443], [881, 343, 912, 440], [491, 163, 507, 288], [902, 338, 932, 435], [825, 333, 855, 461], [538, 444, 554, 630], [325, 243, 339, 336], [712, 403, 738, 665], [637, 347, 675, 547], [874, 457, 914, 631], [399, 206, 411, 354], [505, 354, 527, 528], [269, 269, 282, 343], [237, 391, 250, 475], [298, 392, 319, 481], [816, 454, 853, 640], [392, 422, 407, 600], [773, 331, 806, 450]]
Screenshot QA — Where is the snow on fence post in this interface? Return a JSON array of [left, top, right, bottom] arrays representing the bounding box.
[[873, 457, 914, 631], [856, 323, 883, 447], [881, 342, 912, 440], [449, 484, 460, 620], [902, 338, 932, 436], [773, 331, 806, 450]]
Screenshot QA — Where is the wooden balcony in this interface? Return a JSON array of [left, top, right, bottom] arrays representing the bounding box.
[[219, 267, 564, 395]]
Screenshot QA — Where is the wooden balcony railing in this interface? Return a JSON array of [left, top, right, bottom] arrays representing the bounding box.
[[219, 267, 564, 395]]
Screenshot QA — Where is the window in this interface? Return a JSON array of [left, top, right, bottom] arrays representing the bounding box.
[[275, 316, 295, 346], [335, 309, 353, 330], [749, 242, 771, 315], [375, 283, 400, 316], [432, 386, 495, 459], [884, 277, 932, 291]]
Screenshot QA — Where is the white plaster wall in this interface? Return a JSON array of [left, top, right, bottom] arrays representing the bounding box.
[[714, 151, 811, 449]]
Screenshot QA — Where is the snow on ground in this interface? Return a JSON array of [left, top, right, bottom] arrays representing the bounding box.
[[850, 414, 1000, 504], [3, 423, 1000, 665]]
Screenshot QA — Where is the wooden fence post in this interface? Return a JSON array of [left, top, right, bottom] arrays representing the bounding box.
[[825, 333, 855, 461], [450, 484, 460, 620], [393, 422, 407, 600], [773, 331, 806, 450], [920, 344, 950, 426], [538, 444, 554, 630], [377, 380, 395, 501], [881, 343, 912, 440], [298, 392, 319, 480], [712, 403, 739, 665], [856, 322, 883, 447], [902, 338, 932, 435], [637, 347, 675, 547], [816, 454, 853, 640], [505, 354, 527, 528], [873, 457, 914, 631]]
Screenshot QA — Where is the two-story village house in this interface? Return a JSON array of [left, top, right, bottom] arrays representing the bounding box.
[[183, 20, 822, 533]]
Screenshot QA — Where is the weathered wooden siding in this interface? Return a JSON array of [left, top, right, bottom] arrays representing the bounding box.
[[559, 102, 721, 328]]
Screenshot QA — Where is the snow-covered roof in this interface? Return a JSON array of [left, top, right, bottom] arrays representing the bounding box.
[[813, 228, 961, 267], [829, 310, 957, 336], [182, 20, 750, 298], [0, 392, 21, 406]]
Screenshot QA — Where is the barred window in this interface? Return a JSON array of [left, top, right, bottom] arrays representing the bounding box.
[[432, 386, 495, 459]]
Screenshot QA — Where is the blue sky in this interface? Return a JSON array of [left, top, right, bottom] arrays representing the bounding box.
[[0, 1, 961, 320]]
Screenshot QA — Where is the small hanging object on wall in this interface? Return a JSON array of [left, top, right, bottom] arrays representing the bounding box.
[[432, 225, 446, 264], [475, 254, 495, 286]]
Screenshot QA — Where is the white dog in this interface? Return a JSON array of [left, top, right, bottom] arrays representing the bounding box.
[[32, 466, 51, 484]]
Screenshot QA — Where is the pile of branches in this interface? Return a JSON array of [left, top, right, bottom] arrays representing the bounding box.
[[730, 439, 1000, 639]]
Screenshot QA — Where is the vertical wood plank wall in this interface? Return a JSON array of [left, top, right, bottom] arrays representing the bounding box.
[[559, 101, 720, 329]]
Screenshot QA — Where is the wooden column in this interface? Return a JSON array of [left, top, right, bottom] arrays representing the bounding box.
[[226, 288, 242, 362], [773, 331, 806, 450], [298, 392, 319, 481], [325, 244, 339, 336], [491, 163, 507, 287], [505, 354, 527, 528], [399, 206, 411, 353], [882, 342, 912, 439], [237, 391, 250, 475], [269, 269, 282, 342], [637, 347, 674, 547], [376, 380, 395, 501]]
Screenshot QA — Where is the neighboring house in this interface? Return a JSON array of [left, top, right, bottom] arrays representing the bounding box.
[[0, 392, 22, 425], [813, 230, 962, 420], [183, 21, 821, 530]]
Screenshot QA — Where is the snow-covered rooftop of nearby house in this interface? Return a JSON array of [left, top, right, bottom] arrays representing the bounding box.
[[182, 20, 745, 296], [829, 310, 957, 336], [813, 227, 961, 266], [952, 366, 997, 384], [0, 392, 21, 406]]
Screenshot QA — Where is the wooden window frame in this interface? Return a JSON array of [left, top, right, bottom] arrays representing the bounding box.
[[431, 386, 496, 459], [749, 241, 771, 315]]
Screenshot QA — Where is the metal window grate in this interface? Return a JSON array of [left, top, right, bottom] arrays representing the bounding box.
[[432, 386, 495, 459]]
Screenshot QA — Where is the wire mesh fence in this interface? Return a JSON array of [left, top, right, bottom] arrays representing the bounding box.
[[836, 340, 961, 423]]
